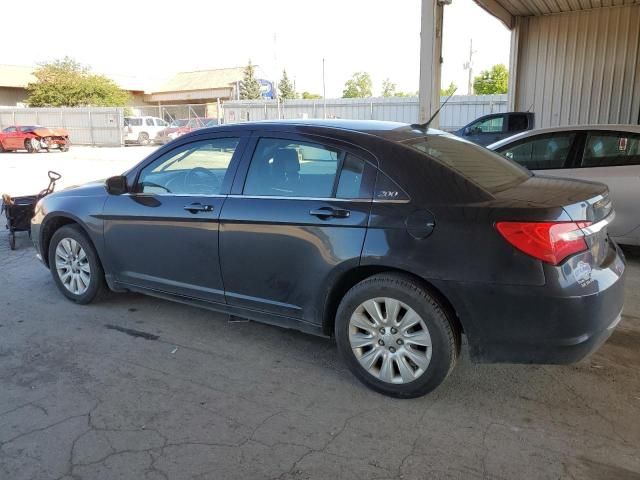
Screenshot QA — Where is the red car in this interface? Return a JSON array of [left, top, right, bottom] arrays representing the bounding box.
[[156, 118, 216, 144], [0, 125, 70, 153]]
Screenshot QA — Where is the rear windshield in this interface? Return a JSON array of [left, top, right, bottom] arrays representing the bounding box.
[[125, 118, 142, 126], [404, 134, 531, 193]]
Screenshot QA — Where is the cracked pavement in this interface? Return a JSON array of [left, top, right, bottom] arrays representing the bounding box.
[[1, 202, 640, 478]]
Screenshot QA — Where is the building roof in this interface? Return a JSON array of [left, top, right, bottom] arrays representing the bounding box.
[[0, 65, 36, 88], [474, 0, 640, 28], [154, 67, 246, 93]]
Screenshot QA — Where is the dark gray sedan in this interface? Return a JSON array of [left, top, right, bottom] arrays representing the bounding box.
[[31, 120, 625, 398]]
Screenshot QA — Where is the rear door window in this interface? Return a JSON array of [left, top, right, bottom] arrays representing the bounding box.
[[498, 133, 576, 170], [507, 114, 529, 132], [146, 118, 155, 126], [242, 137, 371, 199], [581, 132, 640, 167], [243, 138, 339, 198]]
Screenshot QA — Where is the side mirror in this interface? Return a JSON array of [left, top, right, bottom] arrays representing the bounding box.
[[105, 176, 128, 195], [463, 127, 471, 136]]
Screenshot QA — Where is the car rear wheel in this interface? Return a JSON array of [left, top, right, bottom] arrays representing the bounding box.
[[138, 132, 150, 145], [0, 141, 5, 153], [48, 225, 106, 304], [335, 273, 460, 398]]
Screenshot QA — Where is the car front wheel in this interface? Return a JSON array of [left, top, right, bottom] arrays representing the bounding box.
[[48, 225, 106, 304], [335, 273, 460, 398]]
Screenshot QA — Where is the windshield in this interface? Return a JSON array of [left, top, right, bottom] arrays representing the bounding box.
[[170, 119, 189, 128], [404, 134, 531, 193]]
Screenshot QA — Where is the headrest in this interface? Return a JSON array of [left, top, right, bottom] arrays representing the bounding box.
[[273, 149, 300, 174]]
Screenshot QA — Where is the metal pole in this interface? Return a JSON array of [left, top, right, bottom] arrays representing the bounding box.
[[88, 109, 95, 146], [217, 98, 221, 125], [322, 58, 327, 119]]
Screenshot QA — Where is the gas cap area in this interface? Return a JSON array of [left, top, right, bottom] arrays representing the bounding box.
[[405, 210, 436, 239]]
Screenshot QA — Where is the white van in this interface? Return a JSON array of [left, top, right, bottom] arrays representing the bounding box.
[[123, 117, 168, 145]]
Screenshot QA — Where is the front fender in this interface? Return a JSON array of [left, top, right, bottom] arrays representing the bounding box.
[[34, 193, 108, 268]]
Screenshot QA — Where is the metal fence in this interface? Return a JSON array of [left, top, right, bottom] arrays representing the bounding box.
[[222, 95, 508, 131], [129, 104, 210, 124], [0, 107, 124, 146]]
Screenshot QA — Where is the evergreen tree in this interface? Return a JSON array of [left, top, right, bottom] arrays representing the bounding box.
[[278, 69, 296, 100], [240, 61, 263, 100]]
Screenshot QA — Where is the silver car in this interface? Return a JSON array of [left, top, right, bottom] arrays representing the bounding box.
[[488, 125, 640, 246]]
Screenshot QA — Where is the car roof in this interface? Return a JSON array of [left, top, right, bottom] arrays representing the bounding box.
[[488, 124, 640, 149], [193, 119, 445, 142]]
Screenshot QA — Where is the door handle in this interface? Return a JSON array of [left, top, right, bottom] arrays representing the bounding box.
[[309, 207, 350, 219], [184, 203, 214, 213]]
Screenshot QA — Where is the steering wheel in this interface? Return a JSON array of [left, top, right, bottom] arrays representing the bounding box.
[[183, 167, 220, 195]]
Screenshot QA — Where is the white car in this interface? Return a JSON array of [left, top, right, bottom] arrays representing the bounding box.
[[123, 116, 168, 145], [488, 124, 640, 246]]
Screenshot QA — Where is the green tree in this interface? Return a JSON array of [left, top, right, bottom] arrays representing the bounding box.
[[240, 60, 262, 100], [27, 57, 130, 107], [278, 69, 296, 100], [301, 91, 322, 99], [473, 64, 508, 95], [440, 81, 457, 96], [381, 78, 397, 97], [342, 72, 373, 98]]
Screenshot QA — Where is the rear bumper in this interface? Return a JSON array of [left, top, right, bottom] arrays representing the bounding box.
[[437, 241, 626, 364]]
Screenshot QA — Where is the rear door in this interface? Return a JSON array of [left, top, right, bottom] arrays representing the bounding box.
[[103, 133, 247, 302], [219, 132, 376, 326], [561, 130, 640, 239]]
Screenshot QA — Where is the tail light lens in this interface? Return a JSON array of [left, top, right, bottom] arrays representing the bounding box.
[[496, 221, 592, 265]]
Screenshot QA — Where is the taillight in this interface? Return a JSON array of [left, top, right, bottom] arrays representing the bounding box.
[[496, 221, 592, 265]]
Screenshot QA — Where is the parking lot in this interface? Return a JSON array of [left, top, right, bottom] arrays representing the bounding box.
[[1, 148, 640, 480]]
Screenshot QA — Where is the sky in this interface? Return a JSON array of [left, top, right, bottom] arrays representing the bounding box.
[[1, 0, 510, 97]]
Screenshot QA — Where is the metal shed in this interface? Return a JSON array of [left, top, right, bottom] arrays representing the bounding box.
[[419, 0, 640, 128]]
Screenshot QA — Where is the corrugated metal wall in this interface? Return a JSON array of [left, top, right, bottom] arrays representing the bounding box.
[[0, 107, 124, 146], [514, 3, 640, 127], [223, 95, 507, 131]]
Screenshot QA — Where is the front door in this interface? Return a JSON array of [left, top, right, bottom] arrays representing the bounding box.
[[219, 133, 375, 326], [103, 135, 245, 303]]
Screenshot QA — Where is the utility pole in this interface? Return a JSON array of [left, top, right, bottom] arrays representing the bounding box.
[[322, 58, 327, 119], [463, 38, 476, 95]]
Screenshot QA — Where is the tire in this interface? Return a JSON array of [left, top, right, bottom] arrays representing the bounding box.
[[335, 273, 460, 398], [9, 232, 15, 250], [48, 225, 107, 304], [0, 141, 5, 153], [138, 132, 150, 145], [25, 138, 40, 153], [60, 143, 70, 153]]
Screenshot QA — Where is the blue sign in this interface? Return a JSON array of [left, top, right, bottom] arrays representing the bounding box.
[[258, 79, 273, 99]]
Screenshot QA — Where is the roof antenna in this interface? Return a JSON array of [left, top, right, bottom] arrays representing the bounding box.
[[411, 87, 457, 131], [526, 102, 534, 112]]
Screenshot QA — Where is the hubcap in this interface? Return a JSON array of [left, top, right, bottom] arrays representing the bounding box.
[[55, 238, 91, 295], [348, 297, 432, 384]]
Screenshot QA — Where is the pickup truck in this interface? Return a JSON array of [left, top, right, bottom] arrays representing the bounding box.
[[453, 112, 534, 146]]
